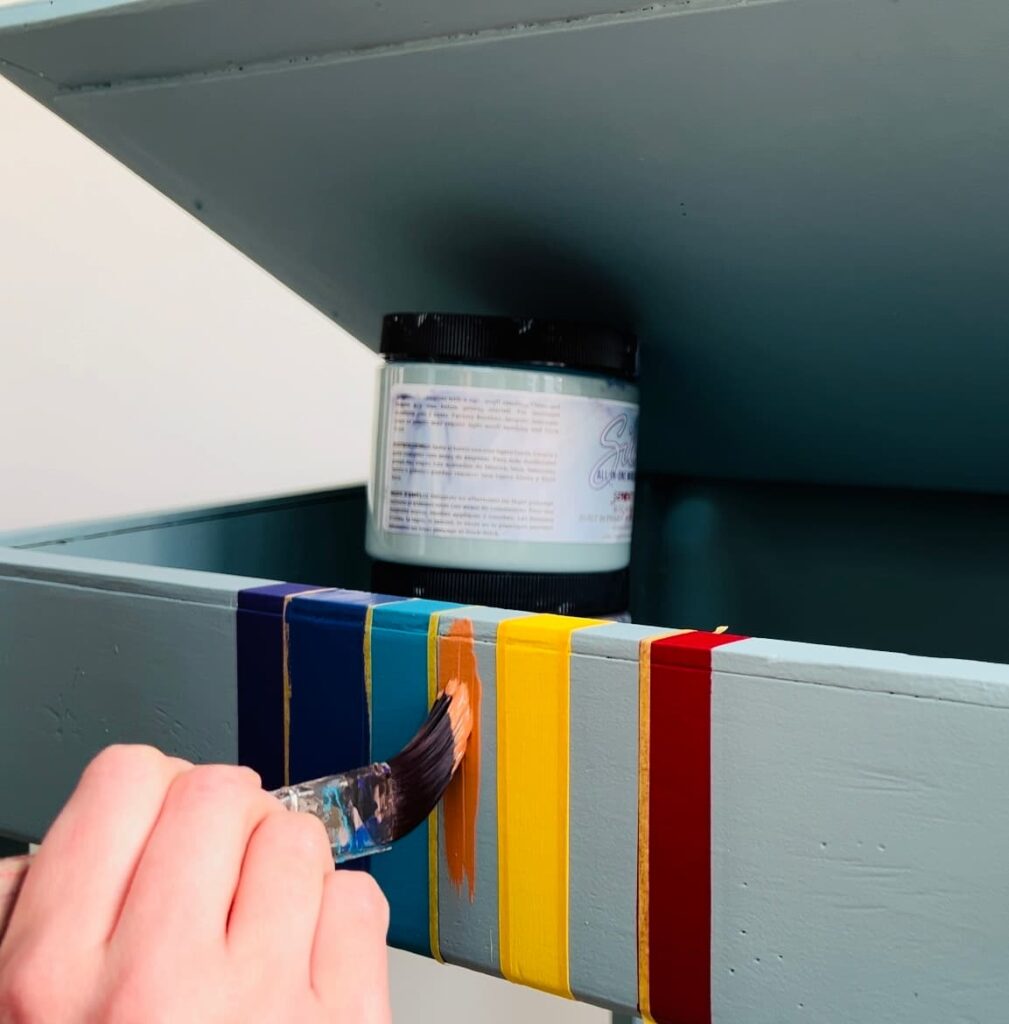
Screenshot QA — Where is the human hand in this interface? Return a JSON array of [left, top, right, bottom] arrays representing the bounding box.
[[0, 745, 391, 1023]]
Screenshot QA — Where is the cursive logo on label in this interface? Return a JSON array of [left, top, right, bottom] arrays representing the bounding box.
[[589, 413, 637, 491]]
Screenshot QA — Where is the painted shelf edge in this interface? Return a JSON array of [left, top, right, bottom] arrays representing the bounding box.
[[4, 531, 1009, 1021]]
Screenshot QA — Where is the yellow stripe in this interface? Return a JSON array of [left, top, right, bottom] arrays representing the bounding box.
[[428, 612, 444, 964], [363, 605, 375, 736], [497, 614, 603, 997]]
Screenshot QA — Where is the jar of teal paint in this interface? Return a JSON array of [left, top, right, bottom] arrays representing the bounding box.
[[367, 314, 639, 616]]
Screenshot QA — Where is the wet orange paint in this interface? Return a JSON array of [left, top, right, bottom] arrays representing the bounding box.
[[439, 618, 481, 900]]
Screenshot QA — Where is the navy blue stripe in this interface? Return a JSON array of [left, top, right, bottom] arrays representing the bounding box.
[[236, 583, 317, 791], [285, 590, 401, 871]]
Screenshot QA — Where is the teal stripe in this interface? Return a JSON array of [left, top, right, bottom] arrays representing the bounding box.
[[370, 599, 460, 955]]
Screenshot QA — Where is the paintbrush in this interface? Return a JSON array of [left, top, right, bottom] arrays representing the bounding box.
[[0, 680, 472, 942], [274, 677, 472, 860]]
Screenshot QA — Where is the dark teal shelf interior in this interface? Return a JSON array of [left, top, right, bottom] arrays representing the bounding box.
[[17, 481, 1009, 666]]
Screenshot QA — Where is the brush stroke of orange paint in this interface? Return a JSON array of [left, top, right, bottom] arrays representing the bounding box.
[[439, 618, 481, 901]]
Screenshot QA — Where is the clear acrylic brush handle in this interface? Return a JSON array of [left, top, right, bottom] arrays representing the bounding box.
[[271, 762, 396, 864], [0, 763, 399, 942]]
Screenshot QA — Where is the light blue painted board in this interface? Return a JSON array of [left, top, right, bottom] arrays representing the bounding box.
[[0, 562, 261, 840], [568, 623, 667, 1011], [435, 606, 530, 977], [369, 598, 460, 955], [0, 0, 639, 86], [710, 667, 1009, 1024], [0, 546, 270, 605], [714, 637, 1009, 708], [571, 621, 676, 660], [5, 0, 1009, 492]]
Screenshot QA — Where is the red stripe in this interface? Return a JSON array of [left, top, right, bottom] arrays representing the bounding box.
[[648, 633, 745, 1024]]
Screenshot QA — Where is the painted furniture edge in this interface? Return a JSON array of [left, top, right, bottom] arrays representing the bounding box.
[[6, 545, 1009, 1021], [0, 544, 271, 603], [0, 485, 365, 550], [0, 546, 272, 839], [0, 0, 149, 33]]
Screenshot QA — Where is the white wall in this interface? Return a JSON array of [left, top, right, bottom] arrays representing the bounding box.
[[0, 76, 379, 532], [0, 73, 606, 1023]]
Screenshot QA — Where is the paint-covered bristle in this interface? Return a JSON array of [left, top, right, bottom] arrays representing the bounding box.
[[444, 678, 473, 773], [385, 681, 473, 842], [274, 682, 473, 862]]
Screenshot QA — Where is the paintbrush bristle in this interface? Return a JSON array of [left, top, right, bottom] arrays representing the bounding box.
[[443, 676, 473, 774], [385, 681, 472, 842]]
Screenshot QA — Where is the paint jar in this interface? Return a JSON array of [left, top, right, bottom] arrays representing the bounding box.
[[367, 313, 639, 616]]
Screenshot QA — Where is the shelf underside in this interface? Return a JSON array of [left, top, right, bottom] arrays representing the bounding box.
[[3, 0, 1009, 494]]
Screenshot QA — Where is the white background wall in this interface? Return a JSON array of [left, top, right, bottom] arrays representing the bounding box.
[[0, 72, 606, 1022]]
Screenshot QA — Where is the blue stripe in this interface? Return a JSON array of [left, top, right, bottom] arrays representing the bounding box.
[[370, 599, 460, 954], [285, 589, 400, 871], [236, 583, 317, 791]]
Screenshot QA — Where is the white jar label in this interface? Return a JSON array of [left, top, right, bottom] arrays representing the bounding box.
[[382, 384, 638, 545]]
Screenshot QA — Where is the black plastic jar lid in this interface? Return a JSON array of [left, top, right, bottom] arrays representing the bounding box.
[[371, 561, 630, 618], [380, 313, 638, 382]]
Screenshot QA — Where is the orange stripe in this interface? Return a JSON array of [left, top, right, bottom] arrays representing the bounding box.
[[439, 618, 481, 901]]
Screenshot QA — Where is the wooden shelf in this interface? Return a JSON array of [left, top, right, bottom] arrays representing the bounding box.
[[4, 488, 1009, 1021]]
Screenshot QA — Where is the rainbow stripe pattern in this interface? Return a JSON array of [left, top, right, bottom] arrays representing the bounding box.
[[236, 584, 753, 1021], [5, 539, 1009, 1024]]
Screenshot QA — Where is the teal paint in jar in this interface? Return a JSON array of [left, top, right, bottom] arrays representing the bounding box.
[[367, 314, 639, 616]]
